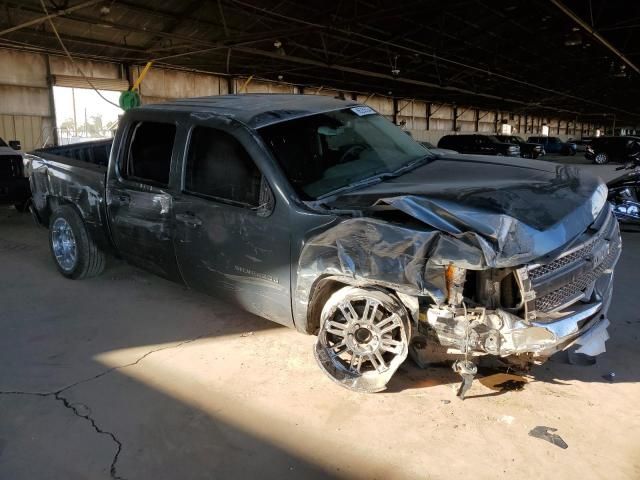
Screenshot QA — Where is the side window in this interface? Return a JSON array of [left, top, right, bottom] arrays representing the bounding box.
[[122, 122, 175, 186], [184, 126, 264, 207]]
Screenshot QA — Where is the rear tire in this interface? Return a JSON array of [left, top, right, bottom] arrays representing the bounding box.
[[48, 205, 105, 279], [594, 152, 609, 165]]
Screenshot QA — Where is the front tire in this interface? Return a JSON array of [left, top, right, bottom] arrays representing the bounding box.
[[314, 286, 410, 393], [49, 205, 106, 279]]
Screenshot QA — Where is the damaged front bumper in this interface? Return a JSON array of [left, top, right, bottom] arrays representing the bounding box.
[[418, 208, 621, 363], [422, 283, 612, 361]]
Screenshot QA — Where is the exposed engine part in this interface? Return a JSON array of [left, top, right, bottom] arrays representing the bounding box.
[[452, 359, 477, 400], [445, 264, 466, 305], [424, 306, 504, 354]]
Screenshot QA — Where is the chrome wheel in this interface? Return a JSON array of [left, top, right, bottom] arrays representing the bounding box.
[[315, 288, 409, 392], [594, 153, 608, 164], [51, 217, 77, 271]]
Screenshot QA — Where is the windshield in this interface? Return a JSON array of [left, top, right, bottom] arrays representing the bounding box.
[[258, 107, 429, 199], [0, 137, 7, 147]]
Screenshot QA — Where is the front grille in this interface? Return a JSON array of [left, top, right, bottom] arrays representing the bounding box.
[[527, 217, 612, 282], [517, 208, 620, 318], [533, 240, 620, 312]]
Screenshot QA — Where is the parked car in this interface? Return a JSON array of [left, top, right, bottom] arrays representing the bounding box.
[[28, 94, 620, 397], [0, 137, 30, 211], [571, 136, 593, 153], [585, 136, 640, 164], [493, 135, 544, 159], [437, 134, 520, 157], [419, 141, 458, 155], [527, 136, 576, 155]]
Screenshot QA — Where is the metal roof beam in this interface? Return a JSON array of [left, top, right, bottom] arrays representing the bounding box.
[[0, 0, 105, 37], [549, 0, 640, 75]]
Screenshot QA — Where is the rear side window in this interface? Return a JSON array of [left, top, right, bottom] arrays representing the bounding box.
[[184, 127, 263, 207], [123, 122, 175, 186]]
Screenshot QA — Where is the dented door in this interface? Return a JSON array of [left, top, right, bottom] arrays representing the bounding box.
[[106, 118, 182, 281], [172, 123, 293, 327]]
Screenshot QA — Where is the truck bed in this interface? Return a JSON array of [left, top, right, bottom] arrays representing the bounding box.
[[33, 139, 112, 168], [28, 139, 112, 252]]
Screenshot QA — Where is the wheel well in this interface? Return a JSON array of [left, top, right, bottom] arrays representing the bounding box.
[[43, 197, 81, 227], [305, 277, 415, 335], [306, 278, 346, 334]]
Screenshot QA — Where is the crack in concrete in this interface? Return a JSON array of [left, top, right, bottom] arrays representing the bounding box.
[[0, 332, 212, 480], [55, 392, 125, 479]]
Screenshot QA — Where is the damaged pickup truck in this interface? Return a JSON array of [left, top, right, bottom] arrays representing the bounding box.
[[28, 94, 621, 397]]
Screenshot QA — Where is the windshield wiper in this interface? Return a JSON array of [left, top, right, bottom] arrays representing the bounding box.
[[314, 155, 434, 201], [315, 171, 391, 200], [316, 155, 434, 201], [388, 154, 434, 177]]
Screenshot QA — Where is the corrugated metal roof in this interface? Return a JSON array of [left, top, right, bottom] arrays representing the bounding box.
[[0, 0, 639, 122]]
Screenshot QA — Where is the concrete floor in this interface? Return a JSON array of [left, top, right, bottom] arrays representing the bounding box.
[[1, 157, 639, 480]]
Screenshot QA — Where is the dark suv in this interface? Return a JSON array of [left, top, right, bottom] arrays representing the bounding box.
[[527, 136, 576, 155], [494, 135, 544, 159], [585, 136, 640, 164], [438, 134, 520, 157]]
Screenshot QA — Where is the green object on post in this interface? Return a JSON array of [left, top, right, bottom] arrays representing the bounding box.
[[119, 90, 141, 111]]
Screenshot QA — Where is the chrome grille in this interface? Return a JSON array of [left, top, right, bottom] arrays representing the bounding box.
[[527, 214, 611, 282], [533, 240, 620, 312], [517, 208, 620, 317]]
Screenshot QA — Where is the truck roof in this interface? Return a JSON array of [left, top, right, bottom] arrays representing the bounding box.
[[138, 94, 359, 129]]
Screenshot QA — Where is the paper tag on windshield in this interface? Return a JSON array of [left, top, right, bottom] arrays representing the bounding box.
[[351, 106, 376, 116]]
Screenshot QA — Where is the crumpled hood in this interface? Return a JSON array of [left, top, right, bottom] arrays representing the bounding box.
[[292, 155, 609, 319], [325, 155, 608, 267]]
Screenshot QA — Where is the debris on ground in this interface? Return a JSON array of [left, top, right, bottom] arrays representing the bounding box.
[[494, 379, 526, 391], [602, 372, 616, 382], [240, 332, 255, 337], [479, 372, 528, 392], [529, 426, 568, 449]]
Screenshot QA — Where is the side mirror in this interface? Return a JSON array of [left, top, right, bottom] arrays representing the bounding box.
[[8, 140, 21, 151]]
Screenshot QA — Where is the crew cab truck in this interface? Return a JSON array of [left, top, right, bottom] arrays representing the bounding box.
[[28, 95, 621, 397]]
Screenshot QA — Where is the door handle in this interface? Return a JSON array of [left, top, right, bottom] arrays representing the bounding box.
[[176, 212, 203, 228]]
